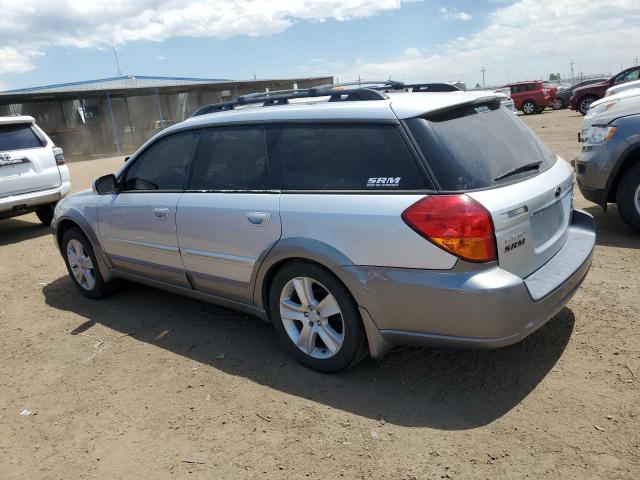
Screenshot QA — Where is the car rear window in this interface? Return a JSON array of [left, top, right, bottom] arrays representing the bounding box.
[[0, 124, 44, 151], [266, 124, 429, 190], [406, 100, 555, 191]]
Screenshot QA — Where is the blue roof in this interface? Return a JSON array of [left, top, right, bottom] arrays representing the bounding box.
[[1, 75, 232, 94]]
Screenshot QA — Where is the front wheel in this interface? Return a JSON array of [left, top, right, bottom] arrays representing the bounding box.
[[579, 96, 597, 115], [62, 227, 116, 298], [269, 262, 366, 373], [616, 163, 640, 232], [552, 98, 564, 110], [522, 100, 536, 115]]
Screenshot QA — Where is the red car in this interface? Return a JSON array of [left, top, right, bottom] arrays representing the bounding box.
[[570, 66, 640, 115], [505, 81, 551, 115]]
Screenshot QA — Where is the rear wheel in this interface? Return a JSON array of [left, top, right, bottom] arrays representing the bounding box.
[[62, 227, 116, 298], [578, 95, 597, 115], [269, 262, 366, 373], [616, 163, 640, 232], [552, 98, 564, 110], [522, 100, 536, 115], [36, 203, 56, 226]]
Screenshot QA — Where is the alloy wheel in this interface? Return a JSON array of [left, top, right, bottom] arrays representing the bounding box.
[[67, 239, 96, 291], [634, 183, 640, 215], [523, 102, 535, 114], [580, 98, 594, 114], [279, 276, 344, 359]]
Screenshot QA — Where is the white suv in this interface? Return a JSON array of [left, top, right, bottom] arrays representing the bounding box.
[[0, 116, 71, 225], [52, 83, 595, 372]]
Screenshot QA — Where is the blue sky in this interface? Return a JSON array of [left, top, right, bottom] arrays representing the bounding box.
[[1, 0, 639, 91]]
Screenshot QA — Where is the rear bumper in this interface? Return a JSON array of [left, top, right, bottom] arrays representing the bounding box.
[[337, 210, 595, 354], [0, 182, 71, 217]]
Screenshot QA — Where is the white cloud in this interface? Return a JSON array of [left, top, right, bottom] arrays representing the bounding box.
[[439, 7, 472, 21], [0, 0, 406, 75], [0, 46, 43, 74], [340, 0, 640, 86]]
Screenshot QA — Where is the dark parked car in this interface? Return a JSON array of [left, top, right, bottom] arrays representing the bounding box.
[[571, 67, 640, 115], [552, 84, 572, 109]]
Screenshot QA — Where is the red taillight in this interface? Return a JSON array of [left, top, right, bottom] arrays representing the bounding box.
[[53, 147, 65, 165], [401, 194, 497, 262]]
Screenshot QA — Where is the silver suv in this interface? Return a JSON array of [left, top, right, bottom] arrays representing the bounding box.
[[52, 83, 596, 372]]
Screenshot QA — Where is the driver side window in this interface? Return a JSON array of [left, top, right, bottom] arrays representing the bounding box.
[[123, 130, 199, 191], [615, 69, 640, 84]]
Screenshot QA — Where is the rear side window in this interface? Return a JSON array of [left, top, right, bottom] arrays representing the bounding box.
[[267, 124, 428, 190], [0, 124, 44, 151], [407, 100, 555, 191], [123, 130, 199, 191], [190, 126, 267, 190]]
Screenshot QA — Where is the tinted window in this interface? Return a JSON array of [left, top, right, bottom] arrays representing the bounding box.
[[0, 124, 43, 151], [615, 69, 640, 83], [407, 100, 555, 191], [190, 126, 267, 190], [123, 130, 199, 191], [267, 124, 427, 190]]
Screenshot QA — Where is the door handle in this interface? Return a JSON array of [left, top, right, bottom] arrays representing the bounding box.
[[246, 211, 270, 226], [152, 207, 169, 219]]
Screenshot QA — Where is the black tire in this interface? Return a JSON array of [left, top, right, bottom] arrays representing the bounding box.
[[61, 227, 116, 299], [616, 163, 640, 232], [36, 203, 56, 226], [578, 95, 597, 115], [268, 262, 366, 373], [522, 100, 536, 115]]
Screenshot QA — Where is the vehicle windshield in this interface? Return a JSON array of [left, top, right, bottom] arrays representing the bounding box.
[[406, 100, 556, 191]]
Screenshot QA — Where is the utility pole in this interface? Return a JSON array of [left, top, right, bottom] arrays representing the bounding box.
[[480, 66, 486, 87], [634, 56, 640, 65], [569, 59, 575, 83], [113, 47, 122, 76]]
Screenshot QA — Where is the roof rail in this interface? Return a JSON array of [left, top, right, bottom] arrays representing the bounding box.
[[190, 84, 392, 117], [190, 80, 460, 117]]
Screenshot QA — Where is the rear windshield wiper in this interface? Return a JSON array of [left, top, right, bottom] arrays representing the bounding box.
[[494, 161, 542, 181]]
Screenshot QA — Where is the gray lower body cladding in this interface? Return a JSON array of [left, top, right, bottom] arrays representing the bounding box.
[[336, 210, 595, 351]]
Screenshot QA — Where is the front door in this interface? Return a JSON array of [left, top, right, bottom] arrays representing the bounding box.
[[98, 129, 200, 287], [176, 126, 281, 303]]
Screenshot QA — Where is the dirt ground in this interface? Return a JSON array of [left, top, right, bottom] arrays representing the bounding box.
[[1, 108, 638, 479]]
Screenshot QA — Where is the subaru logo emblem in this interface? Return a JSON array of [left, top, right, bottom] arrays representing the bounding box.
[[555, 186, 562, 197]]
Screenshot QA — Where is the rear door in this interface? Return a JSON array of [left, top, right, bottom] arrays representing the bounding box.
[[98, 129, 199, 287], [177, 125, 280, 303], [406, 99, 574, 278], [0, 121, 61, 198]]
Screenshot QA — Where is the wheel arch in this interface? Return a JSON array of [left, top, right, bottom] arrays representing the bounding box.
[[54, 213, 113, 280], [252, 238, 355, 317], [607, 143, 640, 203]]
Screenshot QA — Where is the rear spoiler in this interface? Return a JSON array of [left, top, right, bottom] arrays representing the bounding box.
[[421, 95, 504, 117]]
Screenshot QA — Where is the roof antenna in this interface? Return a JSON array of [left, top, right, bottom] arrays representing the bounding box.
[[113, 47, 123, 76]]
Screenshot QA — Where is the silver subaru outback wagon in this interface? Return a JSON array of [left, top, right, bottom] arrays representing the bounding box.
[[52, 83, 596, 372]]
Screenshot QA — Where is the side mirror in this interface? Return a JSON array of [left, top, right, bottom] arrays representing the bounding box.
[[93, 174, 118, 195]]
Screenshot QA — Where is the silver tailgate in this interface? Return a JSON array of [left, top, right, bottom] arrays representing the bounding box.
[[468, 157, 575, 279]]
